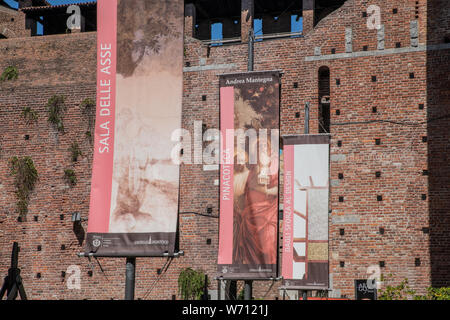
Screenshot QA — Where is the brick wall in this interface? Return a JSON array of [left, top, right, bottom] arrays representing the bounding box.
[[0, 0, 449, 300], [0, 7, 29, 38]]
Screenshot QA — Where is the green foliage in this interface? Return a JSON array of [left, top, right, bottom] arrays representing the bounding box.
[[64, 169, 77, 186], [379, 275, 416, 300], [81, 98, 96, 113], [9, 156, 38, 218], [414, 287, 450, 300], [68, 142, 82, 162], [238, 288, 245, 300], [81, 98, 96, 142], [178, 268, 209, 300], [379, 274, 450, 300], [22, 107, 38, 123], [47, 95, 66, 132], [0, 66, 18, 81]]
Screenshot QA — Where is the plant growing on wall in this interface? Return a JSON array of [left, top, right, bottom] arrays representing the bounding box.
[[178, 268, 209, 300], [47, 95, 66, 132], [0, 66, 18, 81], [68, 142, 83, 162], [64, 169, 77, 187], [22, 107, 38, 123], [414, 287, 450, 300], [9, 156, 38, 218], [378, 275, 416, 300], [81, 98, 96, 142]]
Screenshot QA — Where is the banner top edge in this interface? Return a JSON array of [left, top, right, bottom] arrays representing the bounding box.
[[218, 70, 283, 77], [282, 134, 331, 145]]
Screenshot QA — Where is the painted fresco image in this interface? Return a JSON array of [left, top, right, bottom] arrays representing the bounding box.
[[217, 73, 280, 278], [109, 0, 183, 234], [232, 82, 279, 267]]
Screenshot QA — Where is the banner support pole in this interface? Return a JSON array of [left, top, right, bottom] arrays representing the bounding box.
[[241, 27, 256, 302], [305, 102, 310, 134], [301, 290, 308, 300], [125, 257, 136, 300], [244, 280, 253, 300]]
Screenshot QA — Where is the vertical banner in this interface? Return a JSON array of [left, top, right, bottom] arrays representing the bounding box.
[[282, 135, 330, 289], [218, 71, 280, 279], [85, 0, 183, 256]]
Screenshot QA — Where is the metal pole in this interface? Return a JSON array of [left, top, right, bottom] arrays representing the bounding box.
[[301, 290, 308, 300], [244, 280, 253, 300], [248, 28, 254, 72], [304, 102, 310, 134], [125, 257, 136, 300], [245, 27, 255, 302]]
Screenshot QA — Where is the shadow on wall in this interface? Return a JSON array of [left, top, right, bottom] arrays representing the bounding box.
[[427, 0, 450, 288]]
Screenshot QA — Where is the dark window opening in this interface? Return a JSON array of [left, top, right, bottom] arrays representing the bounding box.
[[318, 66, 330, 133], [315, 0, 346, 26], [254, 0, 302, 37], [186, 0, 241, 41]]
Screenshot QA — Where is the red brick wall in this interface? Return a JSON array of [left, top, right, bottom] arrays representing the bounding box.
[[0, 7, 29, 38], [0, 0, 449, 300]]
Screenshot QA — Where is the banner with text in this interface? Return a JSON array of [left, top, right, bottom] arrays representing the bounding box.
[[85, 0, 183, 256], [282, 135, 330, 289], [218, 71, 280, 279]]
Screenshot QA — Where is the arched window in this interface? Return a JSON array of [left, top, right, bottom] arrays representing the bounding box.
[[318, 66, 330, 133]]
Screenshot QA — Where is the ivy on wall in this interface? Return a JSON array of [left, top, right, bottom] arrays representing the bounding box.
[[9, 156, 38, 218], [81, 98, 96, 142], [69, 142, 83, 162], [178, 268, 209, 300], [64, 169, 77, 187], [47, 95, 66, 132], [22, 107, 38, 124], [0, 66, 18, 81]]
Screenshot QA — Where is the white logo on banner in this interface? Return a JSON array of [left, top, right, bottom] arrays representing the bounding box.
[[92, 239, 101, 247]]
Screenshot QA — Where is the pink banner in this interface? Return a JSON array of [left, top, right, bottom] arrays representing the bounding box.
[[87, 0, 117, 233], [282, 145, 294, 279], [218, 71, 280, 279], [218, 87, 235, 265], [281, 135, 330, 289], [85, 0, 183, 257]]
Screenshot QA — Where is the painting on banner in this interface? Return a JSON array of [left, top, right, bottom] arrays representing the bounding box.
[[85, 0, 183, 257], [282, 135, 330, 289], [218, 71, 281, 279]]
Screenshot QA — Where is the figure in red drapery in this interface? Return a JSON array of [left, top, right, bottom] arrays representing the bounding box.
[[233, 165, 278, 265]]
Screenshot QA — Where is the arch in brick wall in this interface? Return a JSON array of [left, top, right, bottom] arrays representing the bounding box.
[[318, 66, 330, 133]]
